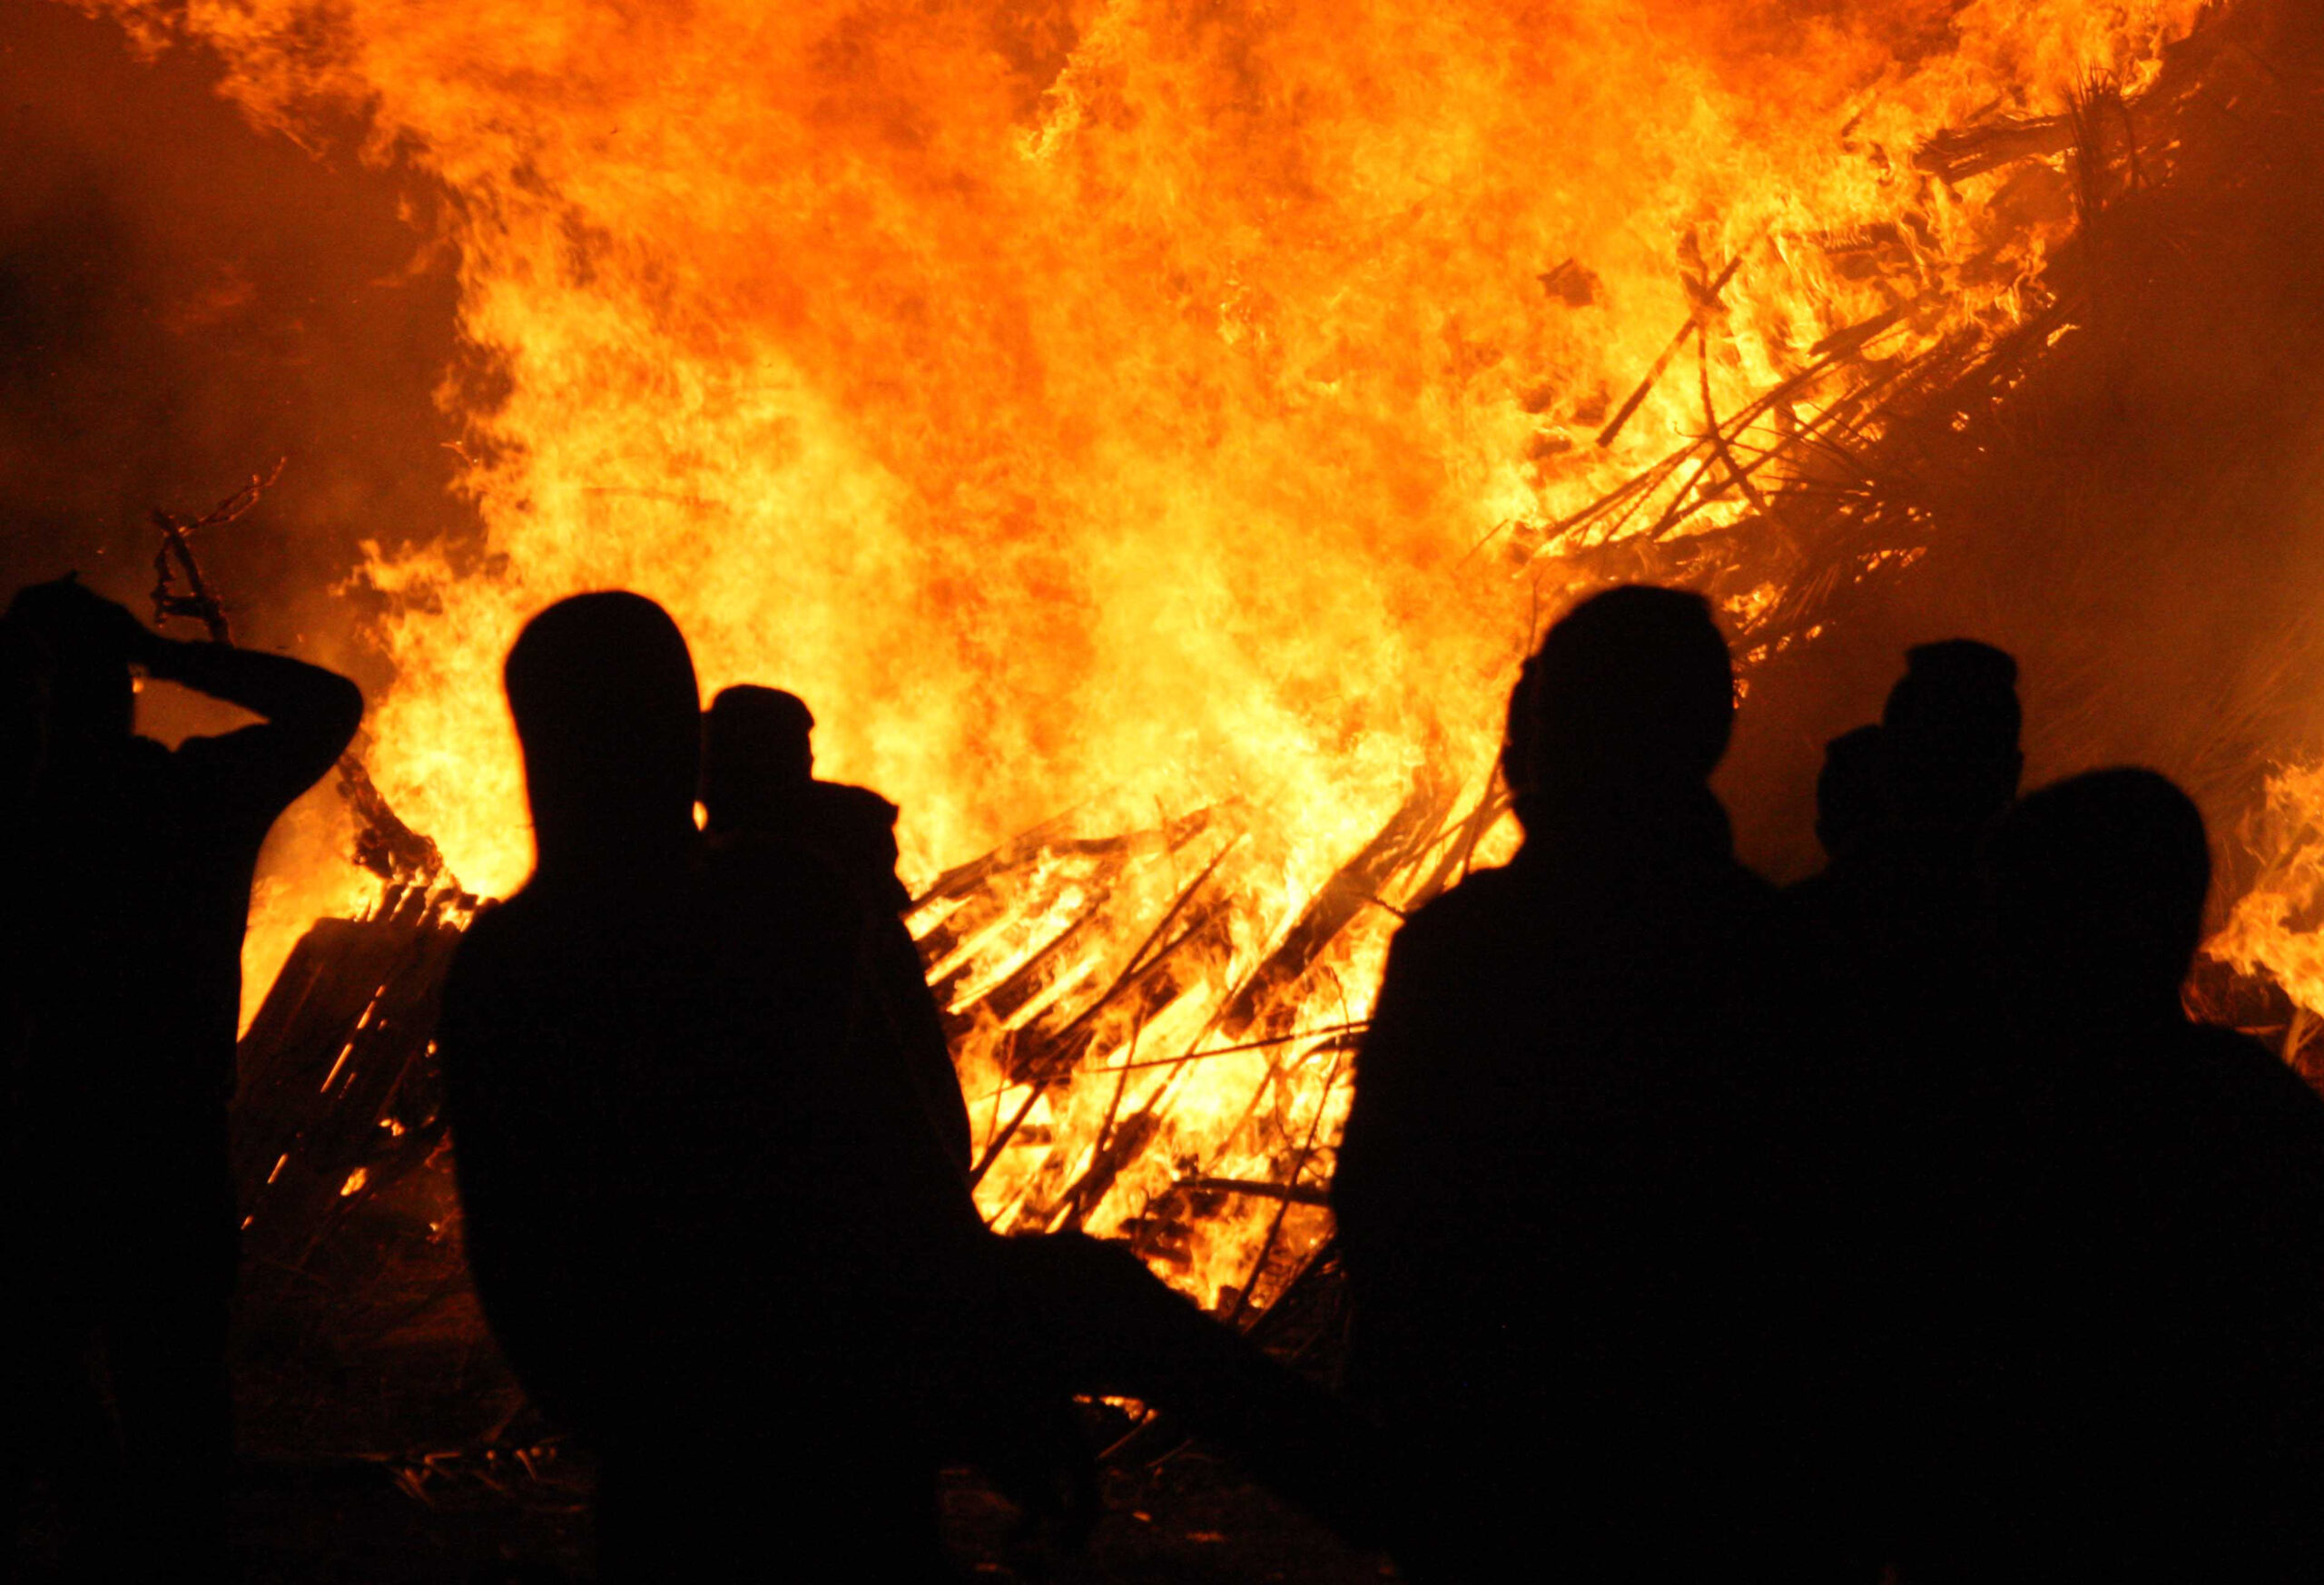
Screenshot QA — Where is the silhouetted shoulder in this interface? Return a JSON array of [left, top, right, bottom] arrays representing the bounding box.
[[2175, 1022, 2324, 1158], [438, 895, 525, 1015], [1338, 866, 1517, 1130], [436, 891, 560, 1131], [1397, 860, 1528, 940], [1347, 864, 1534, 1053], [702, 824, 873, 934], [440, 885, 577, 992], [812, 780, 900, 831]]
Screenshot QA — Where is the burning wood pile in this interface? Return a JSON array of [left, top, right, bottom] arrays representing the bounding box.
[[229, 781, 1486, 1418]]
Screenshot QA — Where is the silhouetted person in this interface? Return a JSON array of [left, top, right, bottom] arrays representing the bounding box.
[[702, 685, 907, 910], [1792, 641, 2021, 927], [0, 616, 49, 823], [1812, 723, 1886, 863], [1335, 585, 1826, 1580], [701, 684, 970, 1172], [1782, 640, 2026, 1575], [441, 594, 1390, 1580], [5, 576, 361, 1580], [438, 594, 973, 1578], [1, 617, 56, 1561], [1972, 770, 2324, 1581]]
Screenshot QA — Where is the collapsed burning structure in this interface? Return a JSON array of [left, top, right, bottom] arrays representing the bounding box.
[[41, 0, 2324, 1462]]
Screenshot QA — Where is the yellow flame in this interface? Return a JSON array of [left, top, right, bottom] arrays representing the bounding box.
[[2211, 760, 2324, 1019], [113, 0, 2210, 1303]]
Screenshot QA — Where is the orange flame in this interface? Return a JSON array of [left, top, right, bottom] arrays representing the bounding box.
[[112, 0, 2209, 1303], [2211, 759, 2324, 1021]]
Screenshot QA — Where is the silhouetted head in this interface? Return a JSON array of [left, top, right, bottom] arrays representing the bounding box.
[[505, 592, 701, 876], [1985, 768, 2210, 1026], [1504, 585, 1733, 831], [1881, 639, 2023, 836], [700, 684, 814, 836], [1816, 724, 1887, 861], [5, 576, 137, 746]]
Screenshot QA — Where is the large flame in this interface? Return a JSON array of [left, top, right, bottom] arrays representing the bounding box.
[[94, 0, 2205, 1304]]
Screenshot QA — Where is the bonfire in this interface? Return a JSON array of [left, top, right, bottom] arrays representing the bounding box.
[[52, 0, 2324, 1487]]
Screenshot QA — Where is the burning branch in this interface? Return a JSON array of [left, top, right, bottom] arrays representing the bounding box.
[[150, 458, 283, 642], [1595, 238, 1756, 450], [147, 467, 468, 905]]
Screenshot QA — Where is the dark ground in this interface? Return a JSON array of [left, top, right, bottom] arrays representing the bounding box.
[[9, 1214, 1388, 1583], [226, 1446, 1388, 1584], [218, 1315, 1385, 1582]]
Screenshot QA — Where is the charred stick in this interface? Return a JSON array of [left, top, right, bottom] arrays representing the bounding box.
[[931, 853, 1127, 1017], [1045, 1101, 1165, 1230], [1177, 1176, 1332, 1208], [1039, 836, 1246, 1051], [908, 800, 1098, 910], [1595, 241, 1755, 449], [1216, 776, 1455, 1039], [1059, 1061, 1137, 1226], [1220, 1042, 1348, 1326], [1400, 784, 1512, 913], [913, 803, 1217, 918], [960, 891, 1119, 1031], [1699, 326, 1773, 521], [147, 458, 282, 643], [1084, 1024, 1366, 1076]]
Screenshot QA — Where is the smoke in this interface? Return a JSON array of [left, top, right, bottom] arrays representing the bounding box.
[[0, 3, 471, 669], [0, 3, 480, 1021], [1721, 0, 2324, 887]]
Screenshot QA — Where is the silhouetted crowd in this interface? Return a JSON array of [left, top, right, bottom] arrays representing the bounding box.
[[6, 576, 2324, 1582]]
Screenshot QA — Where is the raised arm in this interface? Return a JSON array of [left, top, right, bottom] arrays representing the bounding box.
[[149, 635, 364, 817]]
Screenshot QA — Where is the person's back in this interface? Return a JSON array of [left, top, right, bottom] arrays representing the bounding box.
[[1979, 769, 2324, 1582], [700, 683, 970, 1171], [445, 842, 978, 1341], [1335, 586, 1813, 1578], [1781, 643, 2027, 1573], [1788, 641, 2022, 1022], [15, 581, 364, 1130], [444, 596, 1401, 1576]]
